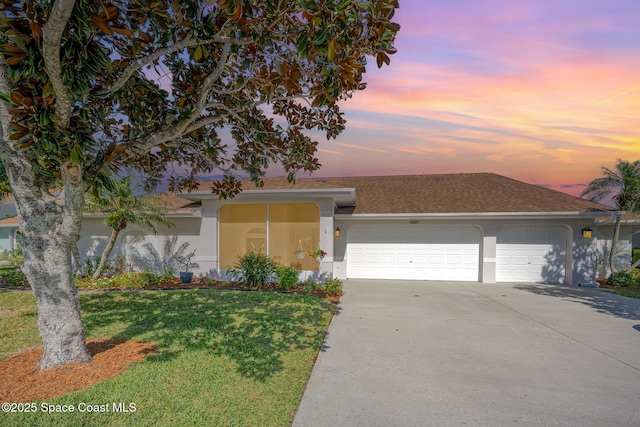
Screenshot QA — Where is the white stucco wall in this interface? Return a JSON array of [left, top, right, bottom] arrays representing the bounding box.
[[595, 224, 633, 276], [77, 215, 211, 276]]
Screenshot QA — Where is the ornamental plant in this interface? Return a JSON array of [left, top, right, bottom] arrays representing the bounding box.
[[229, 251, 277, 288], [309, 249, 327, 260], [275, 265, 299, 291]]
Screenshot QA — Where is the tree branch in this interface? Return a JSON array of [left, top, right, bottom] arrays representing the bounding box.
[[194, 42, 232, 113], [41, 0, 76, 133], [110, 33, 253, 94]]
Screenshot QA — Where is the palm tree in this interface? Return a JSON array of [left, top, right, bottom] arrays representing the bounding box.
[[86, 176, 173, 278], [581, 159, 640, 275], [0, 161, 11, 199]]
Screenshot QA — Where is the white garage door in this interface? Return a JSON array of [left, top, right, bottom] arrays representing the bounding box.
[[347, 226, 480, 281], [496, 225, 567, 284]]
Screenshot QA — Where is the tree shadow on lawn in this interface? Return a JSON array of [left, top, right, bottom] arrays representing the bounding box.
[[514, 284, 640, 320], [79, 289, 335, 382]]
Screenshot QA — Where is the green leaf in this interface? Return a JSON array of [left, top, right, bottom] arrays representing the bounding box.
[[296, 34, 309, 57]]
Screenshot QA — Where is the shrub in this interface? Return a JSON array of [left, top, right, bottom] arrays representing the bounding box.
[[322, 278, 343, 295], [0, 270, 29, 287], [608, 270, 634, 288], [629, 269, 640, 289], [75, 271, 164, 289], [0, 248, 23, 265], [633, 248, 640, 268], [300, 277, 343, 296], [275, 265, 299, 291], [83, 256, 112, 277], [228, 251, 276, 288]]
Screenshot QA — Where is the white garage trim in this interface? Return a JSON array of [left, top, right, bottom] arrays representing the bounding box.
[[496, 225, 569, 284], [346, 225, 481, 281]]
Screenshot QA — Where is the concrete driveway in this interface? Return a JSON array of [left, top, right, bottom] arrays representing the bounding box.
[[294, 280, 640, 426]]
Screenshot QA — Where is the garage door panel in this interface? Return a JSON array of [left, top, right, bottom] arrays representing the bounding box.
[[347, 226, 480, 281], [496, 225, 566, 284]]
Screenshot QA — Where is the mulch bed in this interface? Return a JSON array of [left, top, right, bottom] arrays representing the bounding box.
[[0, 338, 154, 402]]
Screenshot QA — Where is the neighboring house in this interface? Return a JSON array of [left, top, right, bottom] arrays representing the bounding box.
[[0, 194, 19, 252], [2, 173, 633, 285], [595, 212, 640, 276]]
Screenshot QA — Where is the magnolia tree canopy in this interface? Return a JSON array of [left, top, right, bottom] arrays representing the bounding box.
[[1, 0, 399, 194], [0, 0, 399, 368]]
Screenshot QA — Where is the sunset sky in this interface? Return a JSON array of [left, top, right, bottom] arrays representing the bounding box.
[[298, 0, 640, 196]]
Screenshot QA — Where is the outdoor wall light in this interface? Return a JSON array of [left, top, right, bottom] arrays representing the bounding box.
[[334, 227, 341, 237], [582, 227, 593, 238]]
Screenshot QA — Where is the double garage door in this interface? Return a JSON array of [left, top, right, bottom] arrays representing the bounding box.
[[346, 224, 568, 283], [347, 226, 481, 281]]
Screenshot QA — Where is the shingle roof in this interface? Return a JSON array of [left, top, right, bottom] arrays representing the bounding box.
[[142, 192, 200, 212], [234, 173, 613, 214], [0, 217, 18, 225]]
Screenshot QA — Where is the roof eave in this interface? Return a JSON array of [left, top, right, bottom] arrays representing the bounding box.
[[335, 211, 617, 221], [180, 188, 357, 206], [83, 209, 201, 219]]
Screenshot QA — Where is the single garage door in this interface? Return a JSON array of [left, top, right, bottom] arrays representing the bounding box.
[[347, 226, 480, 281], [496, 225, 567, 284]]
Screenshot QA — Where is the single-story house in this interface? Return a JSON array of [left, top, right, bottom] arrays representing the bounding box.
[[2, 173, 638, 285], [0, 194, 20, 252], [76, 172, 628, 286]]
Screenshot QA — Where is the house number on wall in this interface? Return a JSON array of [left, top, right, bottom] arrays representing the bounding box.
[[409, 220, 419, 224]]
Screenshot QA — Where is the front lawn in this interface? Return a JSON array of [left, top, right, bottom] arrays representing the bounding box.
[[0, 289, 335, 426], [604, 289, 640, 300]]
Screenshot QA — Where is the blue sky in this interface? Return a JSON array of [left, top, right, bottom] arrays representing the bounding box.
[[282, 0, 640, 196]]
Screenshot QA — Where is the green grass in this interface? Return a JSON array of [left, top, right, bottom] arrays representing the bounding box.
[[605, 289, 640, 300], [0, 289, 335, 426]]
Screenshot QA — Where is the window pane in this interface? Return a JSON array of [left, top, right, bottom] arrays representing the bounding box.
[[220, 204, 267, 269], [269, 203, 320, 270]]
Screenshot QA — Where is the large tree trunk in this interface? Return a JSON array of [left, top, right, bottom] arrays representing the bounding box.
[[92, 227, 122, 279], [2, 155, 92, 369], [609, 214, 621, 276], [23, 230, 92, 369]]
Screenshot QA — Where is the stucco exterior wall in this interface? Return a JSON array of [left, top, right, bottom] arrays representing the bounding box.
[[77, 216, 211, 276], [595, 224, 633, 276]]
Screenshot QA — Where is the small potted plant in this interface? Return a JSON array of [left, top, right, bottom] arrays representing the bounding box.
[[295, 249, 305, 259], [170, 241, 198, 284], [178, 250, 196, 283], [309, 249, 327, 261]]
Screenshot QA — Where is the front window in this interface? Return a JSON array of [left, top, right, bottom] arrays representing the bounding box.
[[219, 203, 320, 270]]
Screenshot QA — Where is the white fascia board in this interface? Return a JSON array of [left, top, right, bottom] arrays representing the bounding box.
[[0, 224, 18, 228], [83, 209, 201, 219], [181, 188, 357, 205], [335, 211, 616, 221]]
